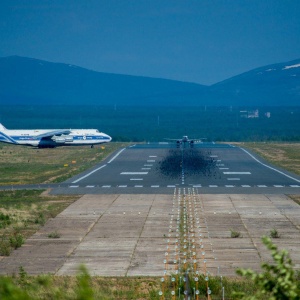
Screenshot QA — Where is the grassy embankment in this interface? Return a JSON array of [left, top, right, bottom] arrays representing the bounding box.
[[0, 142, 129, 185], [240, 142, 300, 204]]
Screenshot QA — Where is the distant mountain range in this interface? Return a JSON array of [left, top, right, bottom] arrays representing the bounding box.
[[0, 55, 299, 106]]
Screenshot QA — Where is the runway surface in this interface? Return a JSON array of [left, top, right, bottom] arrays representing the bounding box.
[[50, 142, 300, 195]]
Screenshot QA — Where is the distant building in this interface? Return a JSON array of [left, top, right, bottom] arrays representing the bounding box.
[[240, 109, 259, 118], [265, 112, 271, 118]]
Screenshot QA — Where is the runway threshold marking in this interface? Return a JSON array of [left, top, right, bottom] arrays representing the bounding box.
[[241, 148, 300, 183], [107, 148, 126, 163], [72, 164, 107, 183]]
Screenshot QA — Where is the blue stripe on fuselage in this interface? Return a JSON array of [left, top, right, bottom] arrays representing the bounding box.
[[0, 132, 18, 144]]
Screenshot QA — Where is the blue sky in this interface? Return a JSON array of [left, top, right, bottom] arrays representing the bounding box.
[[0, 0, 300, 85]]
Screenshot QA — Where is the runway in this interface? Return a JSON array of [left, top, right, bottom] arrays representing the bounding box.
[[50, 143, 300, 195]]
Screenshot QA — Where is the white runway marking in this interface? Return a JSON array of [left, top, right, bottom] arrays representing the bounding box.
[[144, 164, 153, 167], [209, 185, 218, 187], [223, 172, 251, 174], [217, 164, 225, 166], [135, 185, 143, 188], [121, 172, 148, 175], [142, 168, 151, 170], [118, 185, 127, 188], [130, 178, 143, 181], [193, 185, 202, 187], [86, 185, 95, 188], [225, 185, 235, 187], [227, 178, 240, 180], [147, 160, 155, 162], [210, 155, 218, 158], [167, 185, 176, 188], [219, 168, 229, 170], [290, 185, 300, 187], [241, 148, 300, 183], [257, 185, 267, 187], [151, 185, 159, 188], [107, 148, 126, 163], [102, 185, 111, 188], [149, 156, 157, 158], [72, 164, 107, 183], [69, 185, 79, 188], [274, 185, 284, 187], [242, 185, 251, 187]]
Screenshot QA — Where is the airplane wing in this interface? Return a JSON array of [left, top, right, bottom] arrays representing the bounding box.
[[35, 129, 71, 139]]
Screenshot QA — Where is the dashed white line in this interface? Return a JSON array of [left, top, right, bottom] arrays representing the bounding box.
[[102, 185, 111, 188], [121, 172, 148, 175], [216, 164, 225, 167], [147, 160, 155, 162], [149, 156, 157, 158], [69, 185, 79, 188], [209, 185, 218, 187], [219, 168, 229, 170], [151, 185, 159, 188], [141, 168, 151, 170], [193, 185, 202, 187], [242, 185, 251, 187], [274, 185, 284, 187], [257, 185, 267, 187], [118, 185, 127, 188], [144, 164, 153, 167], [223, 172, 251, 175], [130, 178, 143, 181], [225, 185, 235, 187], [135, 185, 143, 188], [227, 178, 240, 180], [210, 155, 218, 158], [290, 185, 300, 187], [86, 185, 95, 188], [167, 185, 176, 188]]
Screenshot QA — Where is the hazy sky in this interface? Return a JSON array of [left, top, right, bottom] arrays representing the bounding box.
[[1, 0, 300, 85]]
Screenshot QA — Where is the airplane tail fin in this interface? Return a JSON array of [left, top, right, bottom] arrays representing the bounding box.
[[0, 123, 7, 131]]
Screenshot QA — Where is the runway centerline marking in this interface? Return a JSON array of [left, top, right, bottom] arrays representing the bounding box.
[[219, 168, 229, 170], [144, 164, 153, 167], [141, 168, 151, 170], [72, 164, 107, 183], [227, 178, 240, 180], [121, 172, 148, 175], [149, 156, 157, 158], [147, 160, 155, 162], [241, 148, 300, 183], [223, 172, 251, 174], [130, 178, 143, 181], [107, 148, 126, 163]]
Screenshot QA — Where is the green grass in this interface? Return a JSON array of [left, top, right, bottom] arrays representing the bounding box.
[[0, 142, 129, 185]]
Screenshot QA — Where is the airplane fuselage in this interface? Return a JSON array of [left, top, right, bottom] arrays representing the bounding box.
[[0, 125, 112, 148]]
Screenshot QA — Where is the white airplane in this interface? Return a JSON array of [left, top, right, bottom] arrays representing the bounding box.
[[0, 123, 112, 148], [165, 136, 206, 147]]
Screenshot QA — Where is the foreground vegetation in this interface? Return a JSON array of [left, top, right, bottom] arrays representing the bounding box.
[[0, 142, 129, 185], [1, 238, 299, 299]]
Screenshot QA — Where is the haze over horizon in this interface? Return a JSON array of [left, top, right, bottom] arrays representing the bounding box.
[[1, 1, 300, 85]]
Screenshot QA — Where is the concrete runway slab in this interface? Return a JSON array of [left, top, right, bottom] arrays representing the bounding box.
[[0, 193, 299, 277]]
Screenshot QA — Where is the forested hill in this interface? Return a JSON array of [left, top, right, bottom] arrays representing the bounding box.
[[0, 56, 207, 106], [0, 56, 299, 106]]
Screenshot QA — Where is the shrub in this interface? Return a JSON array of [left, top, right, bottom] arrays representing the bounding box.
[[270, 228, 280, 238], [9, 233, 24, 249], [230, 229, 241, 238], [48, 231, 61, 239], [235, 236, 300, 299]]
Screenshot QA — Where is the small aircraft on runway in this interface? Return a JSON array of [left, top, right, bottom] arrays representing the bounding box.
[[165, 136, 206, 148], [0, 123, 112, 148]]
